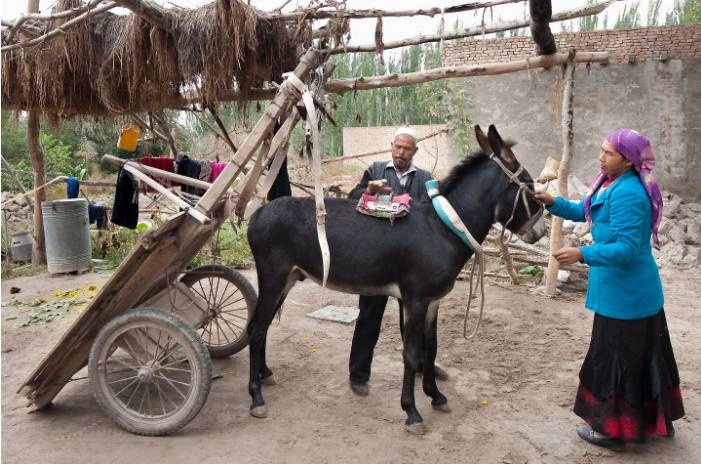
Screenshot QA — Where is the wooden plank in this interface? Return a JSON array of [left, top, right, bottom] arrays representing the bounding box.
[[24, 235, 179, 407]]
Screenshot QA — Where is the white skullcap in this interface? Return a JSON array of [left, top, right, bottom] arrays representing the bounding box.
[[394, 127, 417, 141]]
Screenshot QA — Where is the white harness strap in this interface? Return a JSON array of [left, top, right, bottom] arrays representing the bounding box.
[[288, 73, 331, 291]]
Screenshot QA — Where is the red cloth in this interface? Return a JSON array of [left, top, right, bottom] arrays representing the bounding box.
[[139, 156, 175, 192], [574, 384, 684, 442], [209, 162, 228, 183]]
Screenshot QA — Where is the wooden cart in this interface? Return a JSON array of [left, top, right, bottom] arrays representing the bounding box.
[[18, 49, 325, 436]]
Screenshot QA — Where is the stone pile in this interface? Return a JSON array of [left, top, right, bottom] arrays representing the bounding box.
[[1, 192, 33, 231], [546, 191, 701, 268]]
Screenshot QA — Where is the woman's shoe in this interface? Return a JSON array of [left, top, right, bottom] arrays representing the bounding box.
[[576, 425, 625, 451], [665, 421, 675, 437]]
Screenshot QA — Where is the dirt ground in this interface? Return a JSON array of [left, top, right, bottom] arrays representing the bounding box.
[[1, 265, 699, 464]]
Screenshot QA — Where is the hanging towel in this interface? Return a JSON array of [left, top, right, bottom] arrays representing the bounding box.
[[139, 156, 175, 192], [209, 161, 228, 183], [66, 177, 80, 199], [111, 168, 139, 229]]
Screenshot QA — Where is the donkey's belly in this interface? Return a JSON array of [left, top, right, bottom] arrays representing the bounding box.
[[291, 265, 402, 298]]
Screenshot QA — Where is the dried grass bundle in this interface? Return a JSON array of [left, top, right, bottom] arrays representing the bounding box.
[[1, 0, 307, 117]]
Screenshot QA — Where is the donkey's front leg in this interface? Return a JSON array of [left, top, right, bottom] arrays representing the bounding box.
[[423, 301, 449, 412], [400, 298, 427, 434]]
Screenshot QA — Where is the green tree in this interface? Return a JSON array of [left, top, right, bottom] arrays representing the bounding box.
[[647, 0, 663, 26], [666, 0, 701, 24], [615, 2, 641, 28]]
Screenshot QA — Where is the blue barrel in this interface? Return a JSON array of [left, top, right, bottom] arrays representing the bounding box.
[[41, 199, 91, 274]]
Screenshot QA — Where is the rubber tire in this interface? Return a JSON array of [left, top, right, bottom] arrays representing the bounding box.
[[88, 308, 212, 436], [180, 264, 257, 358]]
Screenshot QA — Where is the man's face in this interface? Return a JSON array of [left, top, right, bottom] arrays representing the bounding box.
[[391, 135, 418, 173], [599, 140, 632, 177]]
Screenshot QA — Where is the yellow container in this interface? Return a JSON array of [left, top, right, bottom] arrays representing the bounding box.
[[117, 125, 140, 152]]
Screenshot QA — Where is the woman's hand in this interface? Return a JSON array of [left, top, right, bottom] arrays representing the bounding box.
[[533, 191, 555, 206], [552, 247, 583, 265]]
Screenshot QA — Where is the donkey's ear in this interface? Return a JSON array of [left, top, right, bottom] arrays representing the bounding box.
[[488, 125, 519, 170], [474, 125, 492, 155]]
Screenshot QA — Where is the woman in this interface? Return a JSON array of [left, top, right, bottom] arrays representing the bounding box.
[[534, 129, 684, 450]]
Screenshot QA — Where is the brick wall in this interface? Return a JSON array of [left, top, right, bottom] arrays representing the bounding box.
[[442, 25, 701, 66]]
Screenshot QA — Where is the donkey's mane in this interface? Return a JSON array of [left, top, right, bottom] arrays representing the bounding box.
[[439, 150, 489, 195], [439, 140, 518, 195]]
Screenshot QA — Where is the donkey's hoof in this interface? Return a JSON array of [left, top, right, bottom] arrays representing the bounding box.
[[260, 375, 277, 386], [249, 405, 268, 418], [432, 402, 451, 413], [405, 422, 427, 435]]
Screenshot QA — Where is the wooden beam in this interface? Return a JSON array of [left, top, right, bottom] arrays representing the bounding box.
[[329, 0, 617, 54], [325, 52, 608, 93], [111, 0, 174, 32]]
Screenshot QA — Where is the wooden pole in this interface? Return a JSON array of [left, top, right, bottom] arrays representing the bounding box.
[[264, 0, 526, 20], [324, 52, 607, 93], [545, 50, 576, 296], [329, 0, 617, 54], [102, 154, 212, 191]]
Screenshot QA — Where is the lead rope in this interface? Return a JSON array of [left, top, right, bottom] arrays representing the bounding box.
[[288, 73, 331, 304]]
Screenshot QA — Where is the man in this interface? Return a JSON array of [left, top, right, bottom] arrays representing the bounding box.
[[347, 127, 448, 396]]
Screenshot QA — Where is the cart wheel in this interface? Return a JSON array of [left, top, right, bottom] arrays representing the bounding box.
[[180, 264, 257, 358], [88, 308, 212, 436]]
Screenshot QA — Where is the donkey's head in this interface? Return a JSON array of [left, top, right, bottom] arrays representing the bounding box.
[[474, 125, 544, 238]]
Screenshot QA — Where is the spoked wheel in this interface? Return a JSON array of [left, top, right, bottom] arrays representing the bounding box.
[[88, 308, 212, 436], [179, 264, 257, 358]]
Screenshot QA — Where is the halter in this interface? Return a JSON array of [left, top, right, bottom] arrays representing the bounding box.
[[488, 153, 542, 227]]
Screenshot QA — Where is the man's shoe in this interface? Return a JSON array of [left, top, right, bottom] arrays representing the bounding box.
[[576, 425, 625, 451], [349, 381, 369, 397]]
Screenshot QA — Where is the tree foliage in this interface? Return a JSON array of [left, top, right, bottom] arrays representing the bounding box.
[[666, 0, 701, 24]]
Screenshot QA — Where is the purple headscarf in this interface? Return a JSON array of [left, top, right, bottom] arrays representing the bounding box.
[[584, 128, 664, 248]]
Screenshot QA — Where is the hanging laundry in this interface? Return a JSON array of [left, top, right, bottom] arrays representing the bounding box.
[[89, 204, 109, 230], [66, 177, 80, 199], [209, 161, 228, 183], [267, 157, 291, 201], [139, 156, 175, 193], [199, 160, 212, 185], [111, 168, 139, 229], [176, 154, 205, 196]]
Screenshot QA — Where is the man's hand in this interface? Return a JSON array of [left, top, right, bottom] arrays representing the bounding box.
[[552, 247, 583, 265], [366, 180, 392, 195]]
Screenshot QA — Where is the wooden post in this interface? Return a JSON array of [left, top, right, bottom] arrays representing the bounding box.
[[545, 51, 576, 296], [25, 0, 46, 266]]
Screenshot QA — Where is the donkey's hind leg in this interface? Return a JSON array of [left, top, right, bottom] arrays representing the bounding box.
[[422, 301, 449, 412], [248, 269, 299, 418]]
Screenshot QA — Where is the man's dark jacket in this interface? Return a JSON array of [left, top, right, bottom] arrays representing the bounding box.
[[348, 161, 433, 201]]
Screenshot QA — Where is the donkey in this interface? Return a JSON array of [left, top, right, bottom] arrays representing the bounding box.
[[245, 125, 544, 434]]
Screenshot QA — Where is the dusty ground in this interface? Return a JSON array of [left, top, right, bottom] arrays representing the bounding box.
[[1, 266, 699, 464]]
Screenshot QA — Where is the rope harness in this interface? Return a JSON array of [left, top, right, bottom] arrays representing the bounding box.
[[428, 155, 542, 339]]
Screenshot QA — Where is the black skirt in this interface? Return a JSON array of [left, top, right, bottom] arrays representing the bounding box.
[[573, 308, 685, 442]]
